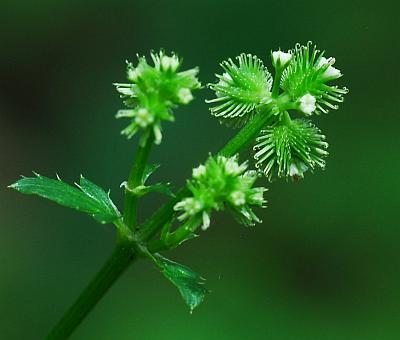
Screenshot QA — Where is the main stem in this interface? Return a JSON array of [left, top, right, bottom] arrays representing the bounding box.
[[48, 103, 276, 339], [46, 240, 137, 339], [123, 132, 154, 229]]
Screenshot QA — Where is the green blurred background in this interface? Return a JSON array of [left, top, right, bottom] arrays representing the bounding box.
[[1, 0, 399, 339]]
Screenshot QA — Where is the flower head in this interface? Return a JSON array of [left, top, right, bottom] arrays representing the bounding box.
[[115, 50, 201, 144], [206, 54, 273, 127], [253, 118, 328, 180], [174, 155, 267, 228], [280, 42, 348, 115]]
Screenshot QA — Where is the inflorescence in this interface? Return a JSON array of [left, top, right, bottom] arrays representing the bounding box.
[[207, 41, 348, 180], [174, 155, 267, 231], [115, 51, 201, 145]]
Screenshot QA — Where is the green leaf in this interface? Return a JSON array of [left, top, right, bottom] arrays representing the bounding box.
[[9, 173, 121, 224], [155, 254, 208, 311]]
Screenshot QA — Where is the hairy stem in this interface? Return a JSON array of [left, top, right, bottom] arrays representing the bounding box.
[[46, 240, 137, 340], [123, 132, 154, 229]]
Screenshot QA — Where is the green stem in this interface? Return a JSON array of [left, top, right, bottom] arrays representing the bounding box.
[[123, 132, 154, 229], [271, 68, 283, 98], [46, 240, 137, 340], [282, 111, 292, 125]]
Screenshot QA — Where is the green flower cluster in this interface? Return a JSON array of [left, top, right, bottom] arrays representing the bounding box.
[[174, 155, 267, 229], [253, 117, 328, 180], [207, 42, 348, 180], [206, 54, 272, 127], [115, 51, 201, 144]]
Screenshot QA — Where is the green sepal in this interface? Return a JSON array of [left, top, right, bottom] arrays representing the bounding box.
[[9, 173, 121, 224], [154, 254, 208, 312]]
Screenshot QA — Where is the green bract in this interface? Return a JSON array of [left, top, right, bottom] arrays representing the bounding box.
[[174, 155, 267, 228], [253, 117, 328, 180], [206, 54, 272, 127], [115, 51, 201, 144]]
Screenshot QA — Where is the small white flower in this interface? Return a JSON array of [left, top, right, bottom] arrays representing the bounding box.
[[134, 108, 154, 128], [289, 162, 308, 177], [116, 109, 135, 118], [250, 188, 266, 205], [174, 197, 202, 218], [222, 156, 247, 176], [127, 68, 139, 82], [161, 55, 179, 71], [161, 56, 171, 70], [177, 88, 193, 104], [217, 72, 233, 87], [224, 158, 241, 175], [317, 56, 330, 68], [171, 58, 179, 71], [192, 165, 206, 178], [230, 191, 246, 206], [201, 211, 211, 230], [299, 93, 316, 115], [322, 66, 341, 79], [116, 86, 134, 96], [272, 50, 292, 68], [317, 56, 341, 79]]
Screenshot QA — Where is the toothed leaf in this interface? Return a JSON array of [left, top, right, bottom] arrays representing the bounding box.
[[9, 174, 120, 224], [155, 254, 208, 311]]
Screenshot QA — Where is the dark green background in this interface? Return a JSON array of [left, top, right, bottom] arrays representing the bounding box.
[[1, 0, 399, 339]]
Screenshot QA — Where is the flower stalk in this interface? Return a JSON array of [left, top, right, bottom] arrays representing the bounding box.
[[123, 131, 154, 229]]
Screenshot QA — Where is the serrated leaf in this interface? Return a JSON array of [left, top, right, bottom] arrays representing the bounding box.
[[77, 176, 121, 223], [155, 254, 208, 311], [9, 174, 121, 224]]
